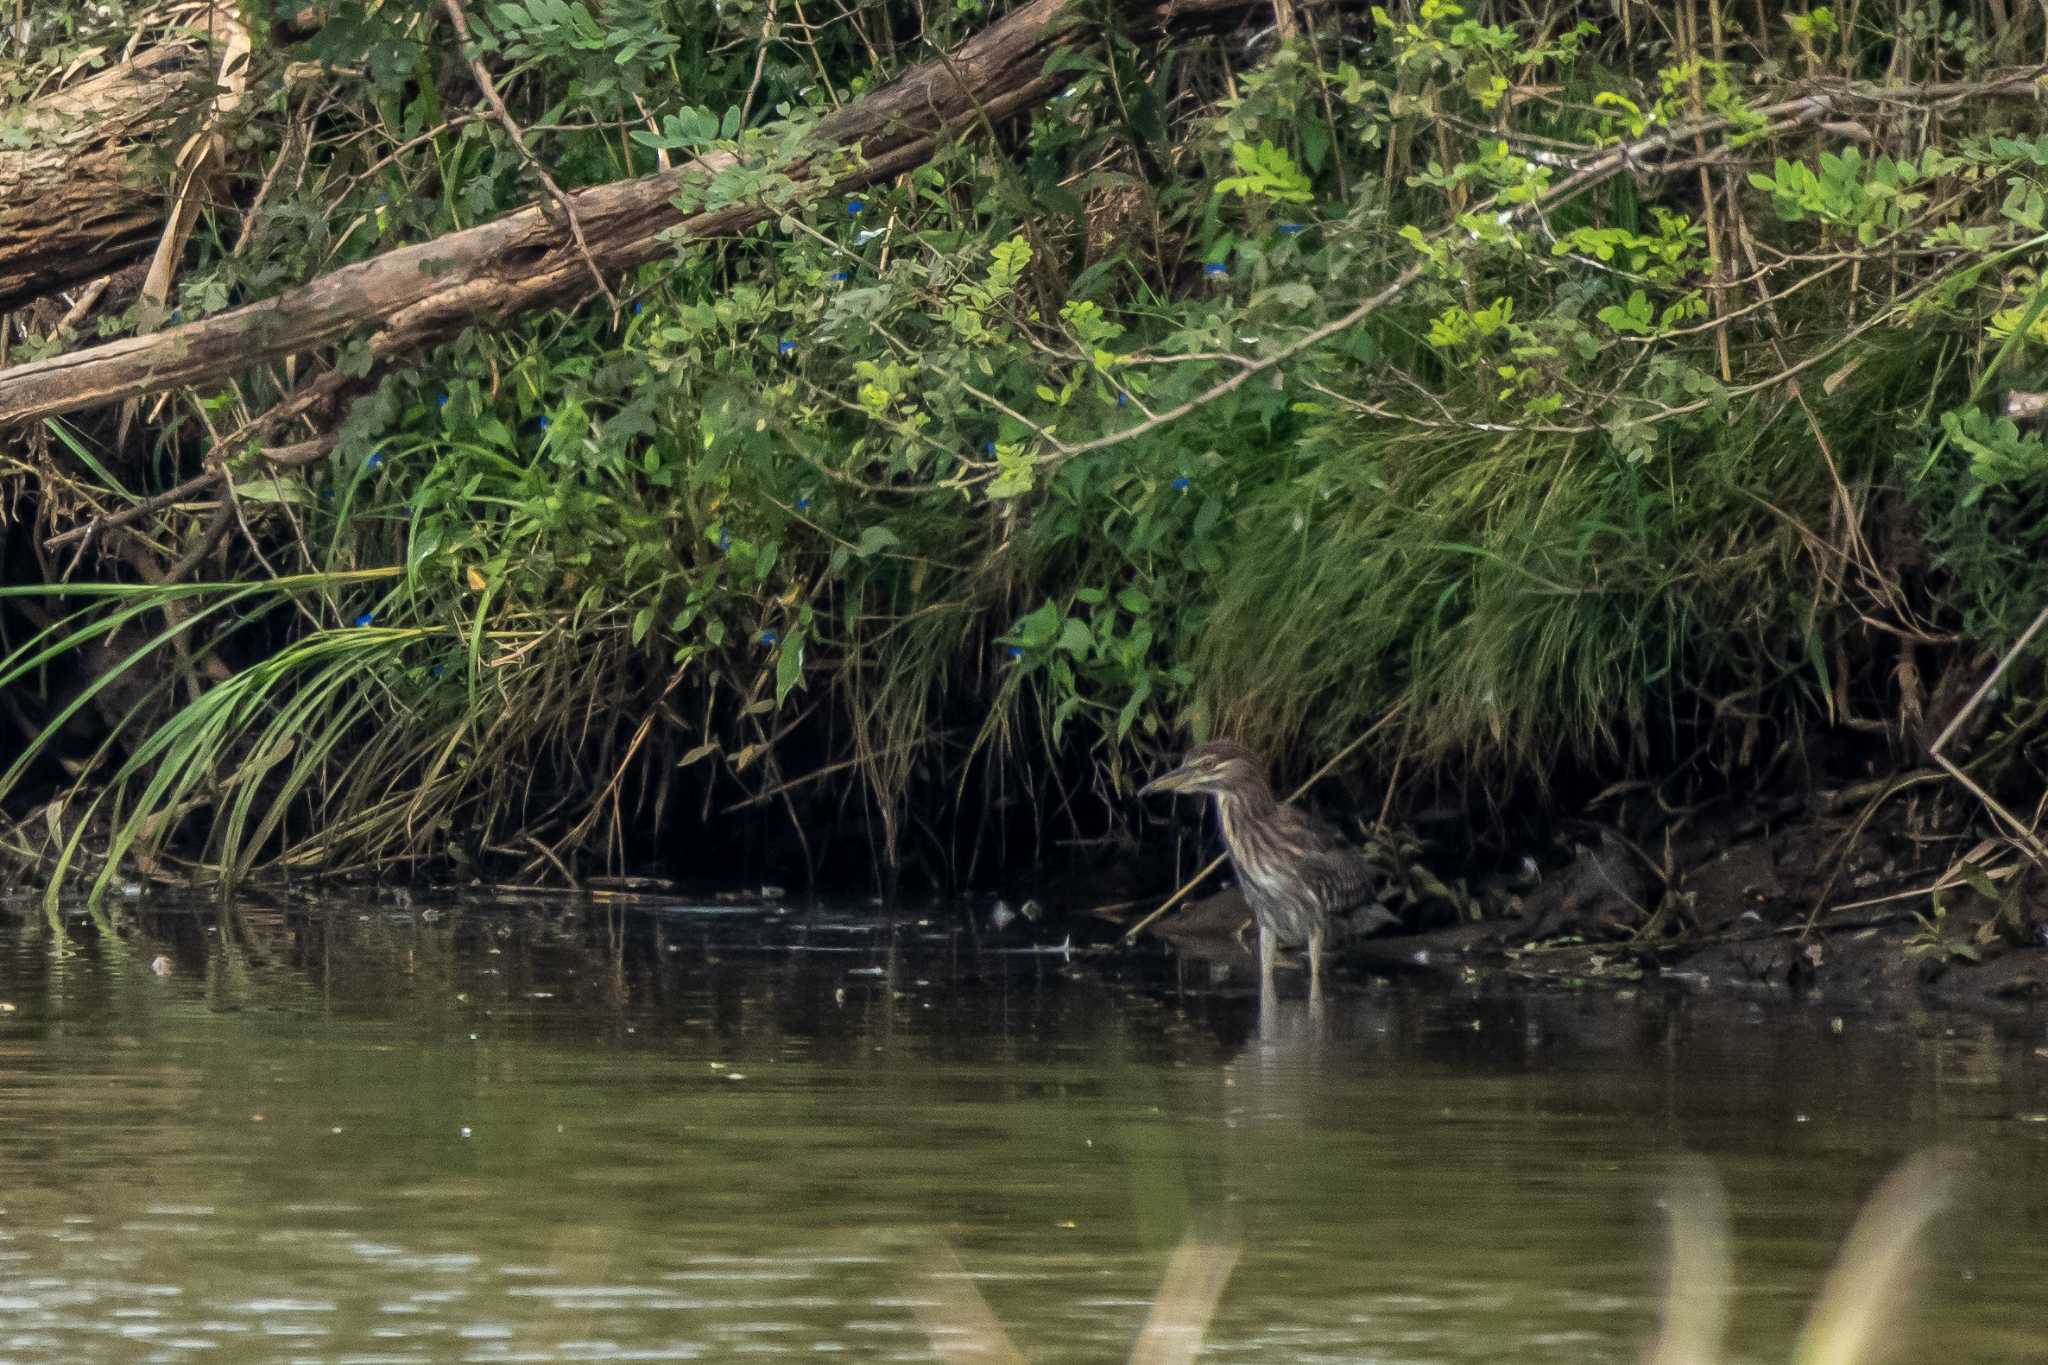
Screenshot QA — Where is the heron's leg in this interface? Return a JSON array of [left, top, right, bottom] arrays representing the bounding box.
[[1307, 923, 1325, 1012], [1258, 923, 1278, 999]]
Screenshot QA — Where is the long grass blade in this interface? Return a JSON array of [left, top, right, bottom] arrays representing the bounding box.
[[1128, 1237, 1240, 1365], [1791, 1152, 1953, 1365], [1642, 1156, 1731, 1365]]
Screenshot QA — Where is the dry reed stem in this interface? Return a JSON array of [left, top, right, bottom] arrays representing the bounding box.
[[1926, 597, 2048, 866]]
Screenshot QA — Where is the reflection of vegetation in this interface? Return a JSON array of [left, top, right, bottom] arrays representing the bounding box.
[[6, 2, 2048, 889], [0, 904, 2005, 1359], [1647, 1153, 1952, 1365], [916, 1153, 1950, 1364], [916, 1234, 1238, 1364]]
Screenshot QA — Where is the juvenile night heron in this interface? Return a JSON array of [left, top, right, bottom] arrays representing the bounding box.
[[1140, 739, 1382, 1001]]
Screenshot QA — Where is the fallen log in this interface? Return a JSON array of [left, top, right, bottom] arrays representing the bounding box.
[[0, 0, 1251, 429], [0, 3, 252, 314]]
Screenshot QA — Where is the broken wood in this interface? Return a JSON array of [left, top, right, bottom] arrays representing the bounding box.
[[0, 0, 1253, 430], [0, 4, 252, 313]]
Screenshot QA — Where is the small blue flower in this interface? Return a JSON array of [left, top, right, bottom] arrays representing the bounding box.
[[1116, 393, 1129, 407], [366, 451, 384, 469], [983, 440, 997, 456], [847, 199, 865, 216], [759, 629, 780, 646], [168, 309, 181, 322], [1203, 262, 1229, 277], [320, 489, 332, 502], [1278, 222, 1305, 236], [1171, 476, 1191, 492], [354, 611, 375, 627], [631, 300, 644, 315], [795, 495, 812, 511], [717, 531, 732, 551], [435, 392, 449, 409], [778, 339, 796, 355], [1004, 645, 1023, 660], [534, 416, 550, 431], [430, 664, 445, 679], [828, 271, 849, 283]]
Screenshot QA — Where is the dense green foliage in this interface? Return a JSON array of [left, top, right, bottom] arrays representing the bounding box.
[[5, 0, 2048, 890]]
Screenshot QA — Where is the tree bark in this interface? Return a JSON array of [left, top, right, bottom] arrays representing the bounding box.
[[0, 9, 248, 314], [0, 0, 1249, 429]]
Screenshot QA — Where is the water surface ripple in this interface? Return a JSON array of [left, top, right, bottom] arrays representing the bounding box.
[[2, 896, 2046, 1362]]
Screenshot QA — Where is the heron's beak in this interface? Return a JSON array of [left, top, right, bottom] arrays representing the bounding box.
[[1139, 765, 1194, 797]]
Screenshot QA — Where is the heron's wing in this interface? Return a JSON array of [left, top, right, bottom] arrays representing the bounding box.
[[1270, 805, 1382, 910]]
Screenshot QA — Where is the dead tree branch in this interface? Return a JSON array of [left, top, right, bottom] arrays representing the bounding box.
[[0, 0, 1252, 428]]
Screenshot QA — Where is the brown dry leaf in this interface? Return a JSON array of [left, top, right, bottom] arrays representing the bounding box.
[[466, 565, 488, 592], [1822, 355, 1865, 396], [138, 4, 252, 326]]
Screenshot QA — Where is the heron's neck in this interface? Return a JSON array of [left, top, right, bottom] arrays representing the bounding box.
[[1212, 784, 1278, 880], [1213, 782, 1277, 824]]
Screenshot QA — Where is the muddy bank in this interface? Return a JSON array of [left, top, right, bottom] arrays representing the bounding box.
[[1113, 791, 2048, 1018]]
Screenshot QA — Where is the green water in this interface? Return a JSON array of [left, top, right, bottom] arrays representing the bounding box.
[[2, 895, 2046, 1362]]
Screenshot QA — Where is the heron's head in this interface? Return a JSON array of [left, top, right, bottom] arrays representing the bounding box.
[[1138, 739, 1268, 799]]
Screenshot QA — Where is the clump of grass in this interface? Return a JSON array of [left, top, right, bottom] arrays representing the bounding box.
[[1191, 334, 1969, 784]]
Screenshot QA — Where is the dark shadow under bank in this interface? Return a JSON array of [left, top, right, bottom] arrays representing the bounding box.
[[8, 751, 2043, 1028]]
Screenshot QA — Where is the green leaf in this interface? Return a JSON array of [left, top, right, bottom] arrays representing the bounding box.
[[854, 525, 901, 557], [1011, 600, 1059, 649], [775, 631, 806, 704], [989, 446, 1035, 498], [1056, 617, 1094, 657], [1216, 140, 1315, 204], [230, 476, 311, 505], [1597, 289, 1655, 334]]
